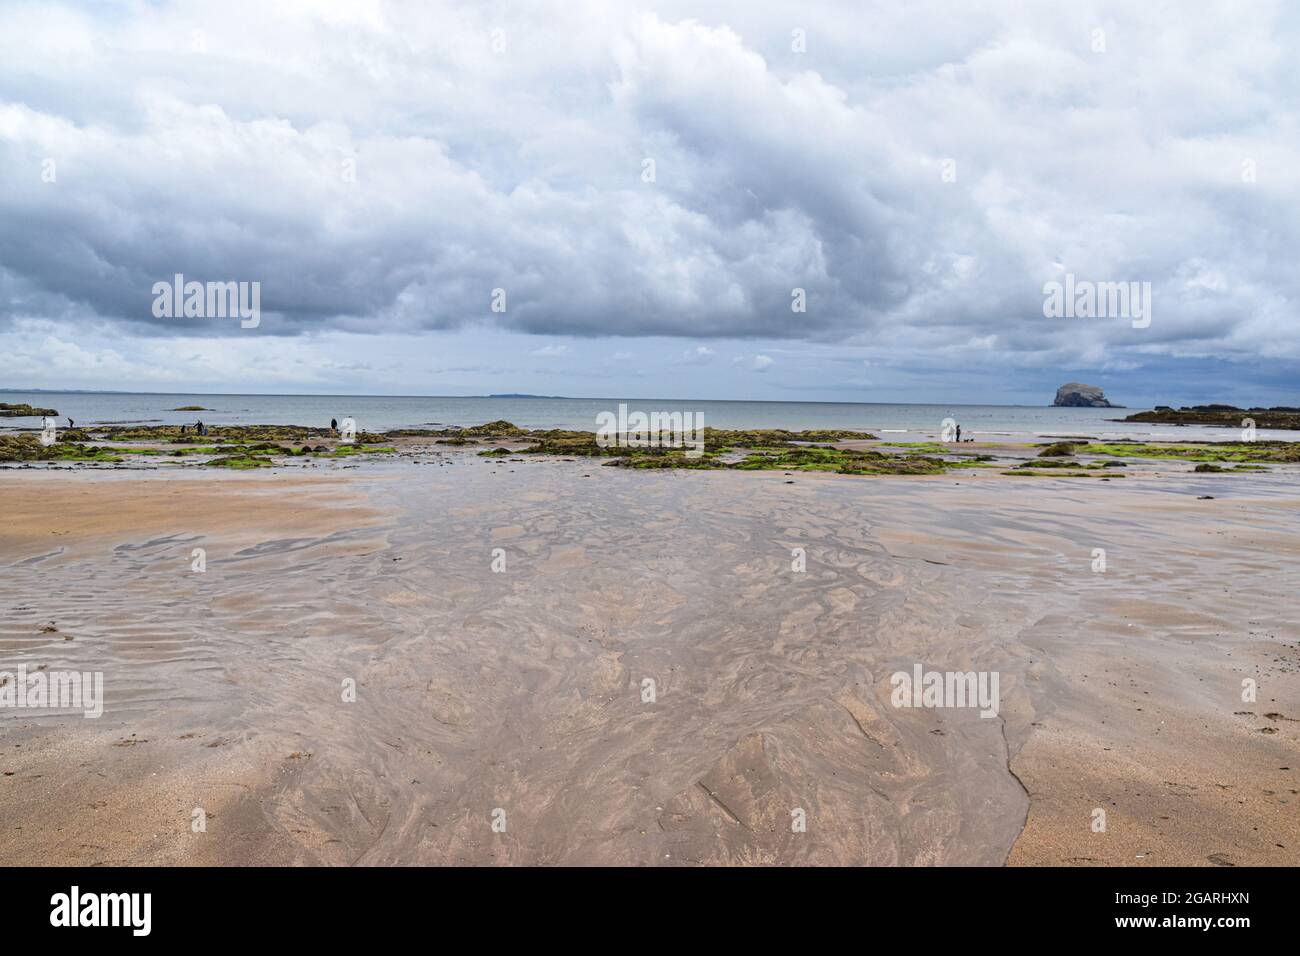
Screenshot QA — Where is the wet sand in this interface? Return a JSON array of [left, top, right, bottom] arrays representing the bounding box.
[[0, 461, 1296, 865]]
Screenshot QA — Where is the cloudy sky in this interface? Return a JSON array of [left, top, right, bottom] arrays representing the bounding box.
[[1, 0, 1296, 406]]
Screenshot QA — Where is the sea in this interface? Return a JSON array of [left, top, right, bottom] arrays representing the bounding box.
[[1, 392, 1292, 443]]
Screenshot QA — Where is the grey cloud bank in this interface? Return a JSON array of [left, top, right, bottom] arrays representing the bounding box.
[[1, 1, 1297, 402]]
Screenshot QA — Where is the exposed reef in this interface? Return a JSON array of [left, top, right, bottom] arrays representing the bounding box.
[[0, 402, 58, 417], [1124, 405, 1300, 429], [4, 419, 1298, 480]]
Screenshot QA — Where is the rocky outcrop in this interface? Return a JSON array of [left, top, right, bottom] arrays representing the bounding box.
[[0, 402, 58, 417], [1053, 383, 1117, 408], [1124, 406, 1300, 429]]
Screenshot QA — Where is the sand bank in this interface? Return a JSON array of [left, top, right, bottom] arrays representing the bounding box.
[[0, 461, 1295, 865]]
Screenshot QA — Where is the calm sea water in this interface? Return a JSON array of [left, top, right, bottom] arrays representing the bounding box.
[[1, 392, 1291, 442]]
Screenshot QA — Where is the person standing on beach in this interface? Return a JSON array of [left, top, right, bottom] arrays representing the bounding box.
[[331, 418, 338, 433], [955, 424, 962, 442]]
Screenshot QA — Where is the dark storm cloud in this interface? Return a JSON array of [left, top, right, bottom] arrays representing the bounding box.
[[0, 0, 1296, 376]]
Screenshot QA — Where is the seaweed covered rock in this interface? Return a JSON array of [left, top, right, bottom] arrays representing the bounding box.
[[703, 427, 878, 446], [0, 435, 120, 462], [1038, 442, 1078, 457], [385, 421, 528, 438], [460, 420, 529, 437], [1125, 406, 1300, 429], [0, 402, 58, 417], [520, 426, 877, 457], [203, 454, 274, 469], [92, 423, 390, 445]]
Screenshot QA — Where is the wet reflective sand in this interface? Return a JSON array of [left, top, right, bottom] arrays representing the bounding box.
[[1, 459, 1297, 865]]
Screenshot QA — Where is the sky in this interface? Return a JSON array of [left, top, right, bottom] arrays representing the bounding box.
[[1, 0, 1297, 406]]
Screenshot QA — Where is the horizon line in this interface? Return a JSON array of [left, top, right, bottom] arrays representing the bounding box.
[[0, 387, 1144, 410]]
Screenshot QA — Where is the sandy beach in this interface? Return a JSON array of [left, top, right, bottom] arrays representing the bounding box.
[[1, 447, 1296, 867]]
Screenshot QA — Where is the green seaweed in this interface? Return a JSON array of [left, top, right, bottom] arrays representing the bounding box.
[[94, 424, 385, 445], [203, 454, 274, 469], [1038, 442, 1078, 457], [606, 454, 727, 470], [316, 444, 396, 458], [0, 435, 122, 462], [1076, 441, 1300, 463]]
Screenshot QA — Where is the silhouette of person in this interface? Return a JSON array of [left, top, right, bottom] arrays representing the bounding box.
[[331, 418, 338, 433], [955, 424, 962, 442]]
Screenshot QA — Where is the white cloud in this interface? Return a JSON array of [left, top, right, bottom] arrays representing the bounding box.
[[680, 345, 716, 364], [733, 353, 774, 371], [0, 1, 1296, 400]]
